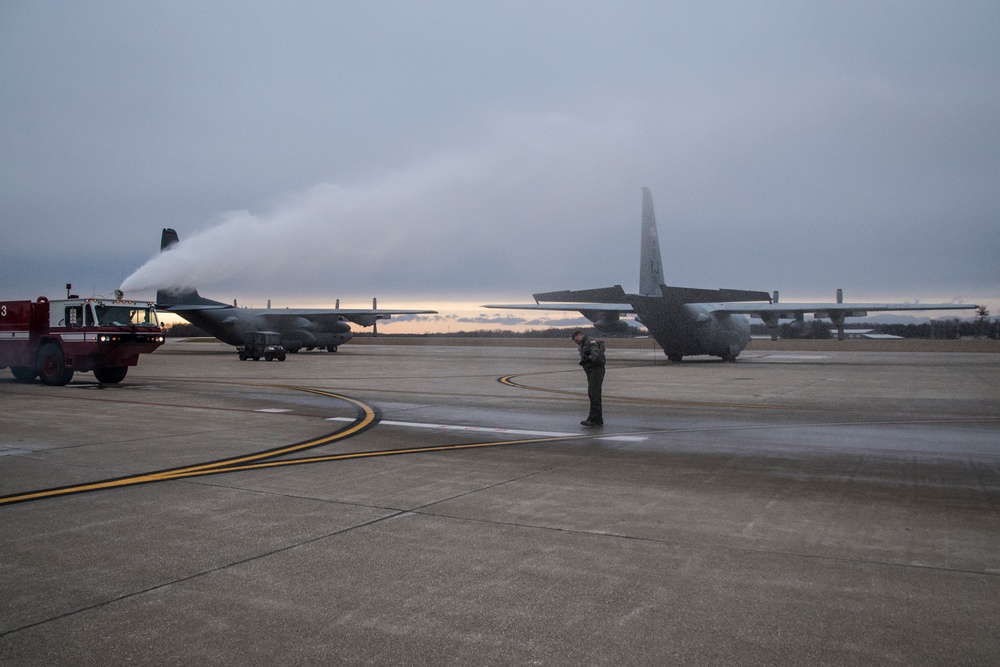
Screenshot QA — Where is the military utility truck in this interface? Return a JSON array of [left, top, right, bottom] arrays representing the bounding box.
[[238, 331, 286, 361]]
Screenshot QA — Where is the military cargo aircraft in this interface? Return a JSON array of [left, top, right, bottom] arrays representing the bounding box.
[[485, 188, 978, 361], [155, 229, 436, 352]]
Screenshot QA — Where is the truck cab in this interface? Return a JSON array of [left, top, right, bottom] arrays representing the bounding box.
[[52, 299, 160, 329]]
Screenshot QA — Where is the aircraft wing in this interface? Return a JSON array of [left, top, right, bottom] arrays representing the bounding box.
[[328, 308, 437, 327], [702, 302, 977, 320], [256, 307, 437, 328]]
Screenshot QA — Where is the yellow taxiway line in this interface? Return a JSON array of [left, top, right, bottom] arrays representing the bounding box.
[[0, 386, 376, 505]]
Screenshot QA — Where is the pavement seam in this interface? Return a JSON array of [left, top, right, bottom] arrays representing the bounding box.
[[0, 509, 408, 641], [404, 508, 1000, 579]]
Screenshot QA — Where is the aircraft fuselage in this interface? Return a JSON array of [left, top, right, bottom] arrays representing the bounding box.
[[174, 307, 353, 351], [631, 299, 751, 362]]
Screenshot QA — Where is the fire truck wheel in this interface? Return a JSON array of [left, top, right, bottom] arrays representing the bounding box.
[[94, 366, 128, 384], [10, 366, 38, 382], [38, 343, 73, 386]]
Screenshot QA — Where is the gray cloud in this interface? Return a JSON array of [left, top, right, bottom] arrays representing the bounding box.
[[2, 2, 997, 317]]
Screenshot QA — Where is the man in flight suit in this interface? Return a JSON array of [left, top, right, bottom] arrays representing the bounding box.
[[572, 330, 606, 427]]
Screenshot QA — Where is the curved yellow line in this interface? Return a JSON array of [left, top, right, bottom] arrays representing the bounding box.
[[0, 386, 377, 505], [163, 387, 376, 475]]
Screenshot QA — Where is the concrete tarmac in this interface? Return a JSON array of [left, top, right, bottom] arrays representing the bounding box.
[[1, 340, 998, 665]]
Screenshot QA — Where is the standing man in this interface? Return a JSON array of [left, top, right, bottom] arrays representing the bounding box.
[[572, 330, 605, 427]]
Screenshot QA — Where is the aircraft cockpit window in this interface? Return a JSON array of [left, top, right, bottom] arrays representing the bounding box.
[[132, 308, 158, 327]]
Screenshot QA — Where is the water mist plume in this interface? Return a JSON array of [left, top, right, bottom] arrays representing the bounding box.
[[119, 115, 635, 298]]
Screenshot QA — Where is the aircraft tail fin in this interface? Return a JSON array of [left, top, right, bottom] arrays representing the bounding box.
[[639, 187, 665, 297], [155, 228, 227, 310], [160, 227, 180, 252]]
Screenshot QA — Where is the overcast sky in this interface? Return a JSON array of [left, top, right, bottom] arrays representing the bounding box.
[[2, 1, 997, 329]]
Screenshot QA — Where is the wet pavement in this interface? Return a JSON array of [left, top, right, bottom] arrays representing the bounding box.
[[1, 340, 998, 665]]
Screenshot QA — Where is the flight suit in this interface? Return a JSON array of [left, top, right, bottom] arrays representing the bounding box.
[[577, 335, 606, 426]]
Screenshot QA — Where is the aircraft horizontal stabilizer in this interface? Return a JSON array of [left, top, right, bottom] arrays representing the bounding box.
[[156, 303, 230, 312], [661, 286, 770, 304], [483, 302, 634, 313], [485, 285, 634, 314], [533, 285, 631, 304], [155, 286, 229, 311]]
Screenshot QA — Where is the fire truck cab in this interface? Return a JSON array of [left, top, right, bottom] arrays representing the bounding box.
[[0, 296, 165, 385]]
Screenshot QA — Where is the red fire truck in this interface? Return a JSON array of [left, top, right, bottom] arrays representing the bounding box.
[[0, 295, 165, 385]]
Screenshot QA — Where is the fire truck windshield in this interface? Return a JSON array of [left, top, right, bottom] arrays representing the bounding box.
[[93, 304, 159, 327]]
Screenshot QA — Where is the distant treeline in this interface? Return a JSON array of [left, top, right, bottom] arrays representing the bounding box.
[[351, 327, 604, 339], [749, 319, 998, 340], [160, 323, 613, 339], [161, 322, 210, 337]]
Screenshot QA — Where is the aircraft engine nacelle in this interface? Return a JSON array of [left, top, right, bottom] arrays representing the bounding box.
[[289, 330, 317, 345], [686, 309, 752, 361], [580, 309, 634, 335], [286, 317, 319, 331], [814, 310, 866, 340], [758, 313, 780, 329], [776, 313, 806, 339], [345, 314, 382, 327], [315, 331, 353, 349]]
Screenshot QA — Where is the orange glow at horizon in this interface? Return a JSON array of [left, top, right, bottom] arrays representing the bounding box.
[[155, 300, 595, 335], [155, 293, 995, 337]]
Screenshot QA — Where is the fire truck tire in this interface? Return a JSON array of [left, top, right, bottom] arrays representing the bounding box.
[[38, 343, 73, 386], [94, 366, 128, 384], [10, 366, 38, 382]]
